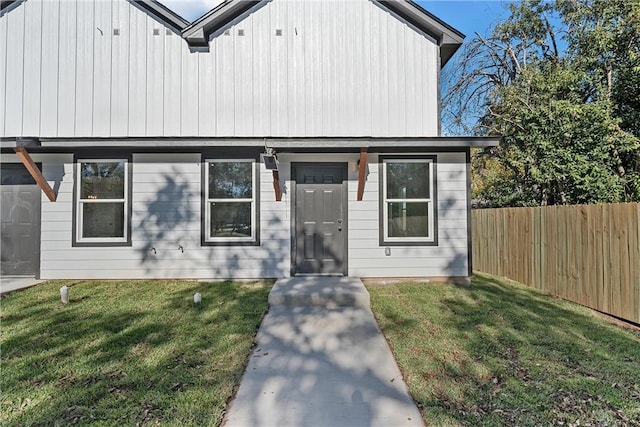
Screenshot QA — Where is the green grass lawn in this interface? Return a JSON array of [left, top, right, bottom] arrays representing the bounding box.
[[369, 272, 640, 426], [1, 279, 271, 426]]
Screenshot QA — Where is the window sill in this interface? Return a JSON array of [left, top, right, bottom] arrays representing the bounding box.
[[379, 239, 438, 247], [201, 239, 260, 247], [72, 240, 132, 248]]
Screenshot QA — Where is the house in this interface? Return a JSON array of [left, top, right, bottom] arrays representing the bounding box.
[[0, 0, 498, 282]]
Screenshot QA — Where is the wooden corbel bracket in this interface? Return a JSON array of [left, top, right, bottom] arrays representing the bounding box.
[[13, 147, 57, 202], [357, 147, 368, 201]]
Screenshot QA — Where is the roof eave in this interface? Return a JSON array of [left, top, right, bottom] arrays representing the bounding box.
[[128, 0, 190, 33], [180, 0, 464, 64], [0, 0, 23, 17], [380, 0, 465, 67], [2, 136, 500, 150], [182, 0, 261, 49]]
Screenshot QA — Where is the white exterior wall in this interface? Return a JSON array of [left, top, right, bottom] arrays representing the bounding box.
[[1, 152, 467, 279], [348, 152, 469, 277], [278, 152, 469, 278], [0, 0, 439, 139], [1, 153, 290, 279], [0, 0, 469, 280]]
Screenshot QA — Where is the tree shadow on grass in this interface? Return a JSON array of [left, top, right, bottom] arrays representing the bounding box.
[[0, 279, 271, 426], [374, 272, 640, 426]]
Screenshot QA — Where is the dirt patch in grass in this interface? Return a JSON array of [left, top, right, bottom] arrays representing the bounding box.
[[368, 272, 640, 426], [0, 279, 271, 426]]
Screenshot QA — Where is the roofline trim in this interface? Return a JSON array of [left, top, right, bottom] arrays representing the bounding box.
[[179, 0, 465, 66], [4, 0, 464, 65], [0, 0, 24, 17], [128, 0, 190, 32], [378, 0, 465, 66], [406, 0, 465, 40], [182, 0, 261, 48], [2, 136, 500, 149]]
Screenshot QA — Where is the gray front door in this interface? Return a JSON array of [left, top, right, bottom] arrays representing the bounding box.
[[1, 164, 41, 276], [293, 164, 347, 275]]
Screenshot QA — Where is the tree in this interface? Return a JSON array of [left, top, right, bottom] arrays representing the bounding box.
[[444, 0, 640, 207]]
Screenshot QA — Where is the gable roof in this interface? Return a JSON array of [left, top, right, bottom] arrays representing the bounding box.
[[134, 0, 465, 67], [0, 0, 191, 30], [0, 0, 22, 16], [182, 0, 262, 49], [1, 0, 463, 66], [380, 1, 465, 66], [3, 0, 463, 65], [130, 0, 190, 33]]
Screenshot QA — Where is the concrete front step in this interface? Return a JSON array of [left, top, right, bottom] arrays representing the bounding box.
[[269, 276, 370, 308]]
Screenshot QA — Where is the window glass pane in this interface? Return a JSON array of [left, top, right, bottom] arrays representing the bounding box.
[[1, 164, 37, 185], [387, 202, 429, 238], [210, 202, 252, 238], [81, 162, 125, 199], [82, 202, 125, 238], [209, 162, 252, 199], [386, 162, 430, 199]]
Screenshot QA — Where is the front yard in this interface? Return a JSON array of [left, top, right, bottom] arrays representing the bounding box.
[[3, 274, 639, 426], [1, 279, 271, 426], [369, 273, 640, 426]]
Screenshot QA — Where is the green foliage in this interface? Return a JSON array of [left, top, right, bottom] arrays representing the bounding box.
[[478, 64, 638, 206], [445, 0, 640, 207]]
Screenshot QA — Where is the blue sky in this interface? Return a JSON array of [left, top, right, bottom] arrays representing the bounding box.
[[418, 1, 512, 38], [159, 0, 513, 39]]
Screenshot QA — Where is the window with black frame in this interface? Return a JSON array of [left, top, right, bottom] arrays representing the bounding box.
[[381, 157, 436, 245], [75, 159, 129, 245], [204, 159, 257, 243]]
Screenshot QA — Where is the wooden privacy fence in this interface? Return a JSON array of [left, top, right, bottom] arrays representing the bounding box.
[[472, 203, 640, 324]]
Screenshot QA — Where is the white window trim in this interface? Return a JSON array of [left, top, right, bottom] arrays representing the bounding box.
[[204, 159, 257, 243], [382, 158, 435, 243], [75, 158, 129, 244]]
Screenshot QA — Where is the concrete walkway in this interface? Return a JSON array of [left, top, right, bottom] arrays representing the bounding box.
[[224, 277, 423, 427], [0, 276, 45, 294]]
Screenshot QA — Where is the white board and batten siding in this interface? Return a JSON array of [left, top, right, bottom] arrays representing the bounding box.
[[1, 0, 470, 280], [1, 0, 439, 138]]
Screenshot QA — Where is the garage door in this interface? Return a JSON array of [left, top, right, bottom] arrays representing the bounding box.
[[1, 164, 41, 276]]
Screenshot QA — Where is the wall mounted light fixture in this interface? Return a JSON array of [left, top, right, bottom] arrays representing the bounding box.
[[262, 146, 279, 170]]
